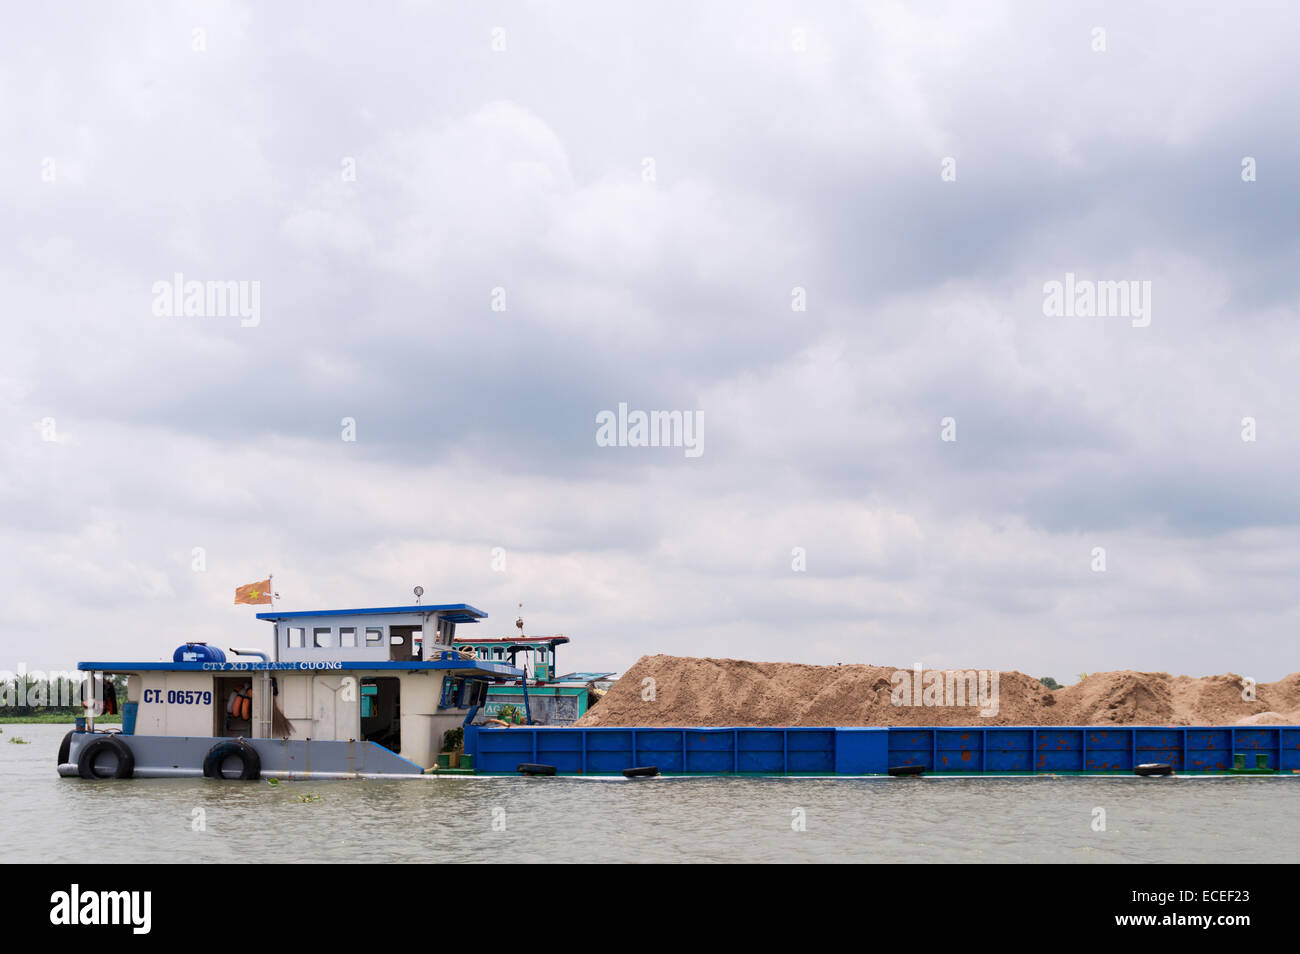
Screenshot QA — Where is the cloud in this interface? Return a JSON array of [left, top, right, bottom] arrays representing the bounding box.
[[3, 1, 1299, 682]]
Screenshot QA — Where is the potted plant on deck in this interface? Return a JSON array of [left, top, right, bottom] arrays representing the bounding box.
[[440, 727, 465, 769]]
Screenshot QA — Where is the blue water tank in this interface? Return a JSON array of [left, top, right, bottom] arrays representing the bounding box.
[[174, 642, 227, 664]]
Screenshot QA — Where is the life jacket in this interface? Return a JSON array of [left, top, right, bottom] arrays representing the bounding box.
[[81, 678, 117, 715], [228, 686, 252, 721]]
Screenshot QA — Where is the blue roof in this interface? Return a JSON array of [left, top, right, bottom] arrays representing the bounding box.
[[255, 603, 487, 624], [77, 658, 523, 677]]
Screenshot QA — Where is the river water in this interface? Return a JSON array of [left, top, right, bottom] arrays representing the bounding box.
[[4, 723, 1296, 863]]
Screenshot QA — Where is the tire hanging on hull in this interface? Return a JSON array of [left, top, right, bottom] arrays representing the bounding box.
[[1134, 762, 1173, 777], [517, 763, 556, 776], [203, 740, 262, 780], [76, 736, 135, 780], [888, 764, 925, 777]]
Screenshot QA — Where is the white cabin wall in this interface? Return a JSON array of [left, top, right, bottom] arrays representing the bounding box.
[[403, 671, 473, 766], [256, 675, 270, 739], [277, 612, 438, 664], [270, 672, 361, 741], [311, 673, 360, 741], [400, 672, 445, 766], [133, 672, 216, 736], [279, 673, 313, 738]]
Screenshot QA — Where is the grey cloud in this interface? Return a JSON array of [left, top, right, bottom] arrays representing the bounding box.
[[4, 1, 1300, 680]]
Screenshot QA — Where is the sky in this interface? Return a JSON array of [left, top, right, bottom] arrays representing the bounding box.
[[3, 1, 1298, 681]]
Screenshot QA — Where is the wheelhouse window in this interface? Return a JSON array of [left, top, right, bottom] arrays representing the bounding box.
[[365, 627, 384, 647], [314, 627, 333, 648], [388, 626, 420, 660], [439, 677, 461, 708], [339, 627, 357, 648], [288, 627, 305, 648], [469, 680, 489, 707]]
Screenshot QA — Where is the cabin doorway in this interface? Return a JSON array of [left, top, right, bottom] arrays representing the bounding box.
[[360, 677, 401, 753], [215, 677, 253, 737]]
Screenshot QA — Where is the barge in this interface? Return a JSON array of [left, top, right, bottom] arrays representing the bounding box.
[[466, 724, 1300, 776], [60, 601, 526, 780]]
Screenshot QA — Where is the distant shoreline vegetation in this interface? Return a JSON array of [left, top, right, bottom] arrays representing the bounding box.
[[1, 674, 128, 717], [1, 713, 122, 724]]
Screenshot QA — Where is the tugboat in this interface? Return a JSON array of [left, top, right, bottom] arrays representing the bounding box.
[[59, 596, 524, 780]]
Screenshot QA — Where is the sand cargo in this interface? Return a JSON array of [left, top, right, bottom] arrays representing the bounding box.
[[573, 656, 1300, 728]]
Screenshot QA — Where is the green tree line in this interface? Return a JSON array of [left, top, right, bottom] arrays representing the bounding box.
[[0, 675, 127, 717]]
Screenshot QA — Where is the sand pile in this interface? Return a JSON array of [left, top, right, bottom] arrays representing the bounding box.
[[574, 655, 1300, 727]]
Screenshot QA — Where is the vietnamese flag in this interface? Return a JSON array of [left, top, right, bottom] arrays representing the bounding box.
[[234, 579, 273, 605]]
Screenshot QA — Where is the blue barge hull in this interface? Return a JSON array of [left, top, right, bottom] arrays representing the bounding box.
[[466, 725, 1300, 776]]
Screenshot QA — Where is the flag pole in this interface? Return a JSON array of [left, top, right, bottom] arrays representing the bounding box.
[[265, 572, 274, 740], [269, 572, 278, 661]]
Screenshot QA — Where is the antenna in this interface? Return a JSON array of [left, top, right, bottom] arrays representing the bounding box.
[[413, 585, 424, 605]]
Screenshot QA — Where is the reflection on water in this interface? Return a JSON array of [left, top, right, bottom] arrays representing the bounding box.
[[4, 723, 1296, 863]]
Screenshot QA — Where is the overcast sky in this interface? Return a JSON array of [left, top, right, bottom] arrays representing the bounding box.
[[4, 1, 1298, 681]]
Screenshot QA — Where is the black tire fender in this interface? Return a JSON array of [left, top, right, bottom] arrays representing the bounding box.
[[517, 762, 556, 776], [76, 735, 135, 780], [1135, 762, 1173, 777], [622, 765, 660, 778], [203, 740, 262, 780], [888, 764, 925, 777], [57, 730, 73, 766]]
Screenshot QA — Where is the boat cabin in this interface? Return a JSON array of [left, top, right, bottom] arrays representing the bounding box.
[[73, 602, 525, 777], [452, 634, 570, 682], [451, 634, 614, 725]]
